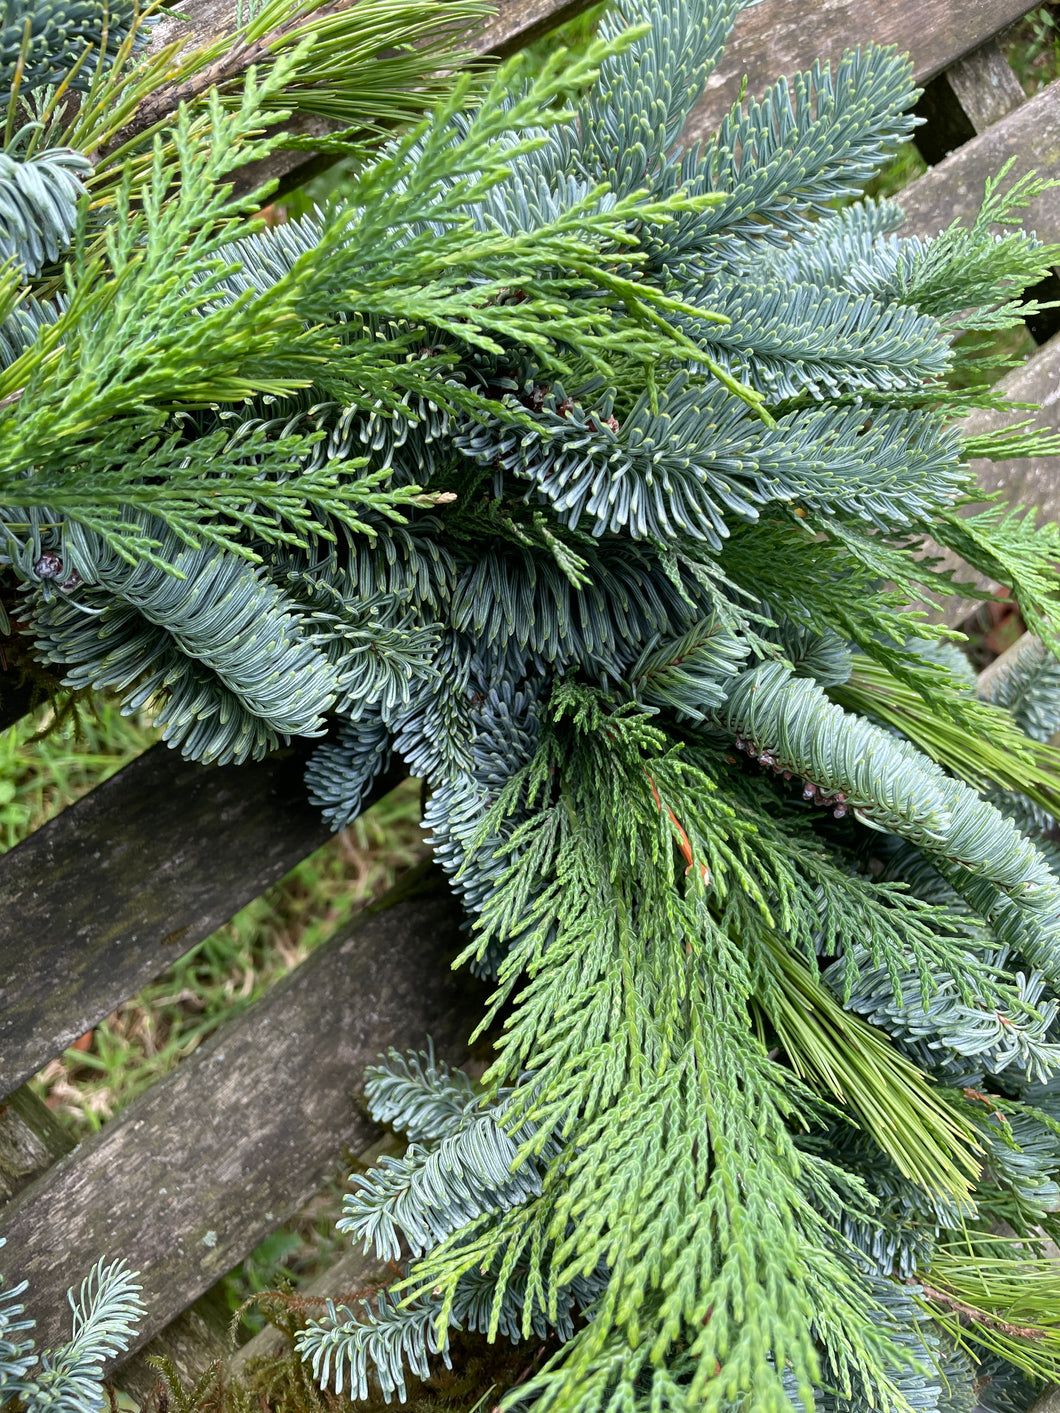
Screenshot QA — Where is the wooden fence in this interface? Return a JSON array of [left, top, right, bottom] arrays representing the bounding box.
[[1, 0, 1059, 1398]]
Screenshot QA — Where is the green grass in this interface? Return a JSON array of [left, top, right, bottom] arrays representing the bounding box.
[[0, 697, 157, 850], [1007, 4, 1060, 94], [863, 140, 927, 201]]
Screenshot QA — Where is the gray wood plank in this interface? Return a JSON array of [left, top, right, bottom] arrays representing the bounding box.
[[946, 37, 1026, 133], [145, 0, 593, 64], [877, 84, 1060, 624], [961, 334, 1060, 527], [140, 0, 598, 198], [976, 631, 1041, 697], [0, 882, 482, 1359], [0, 1085, 74, 1205], [898, 78, 1060, 242], [681, 0, 1037, 151], [0, 741, 406, 1098], [477, 0, 596, 57], [113, 1135, 399, 1398], [117, 1307, 230, 1401], [223, 1183, 395, 1383], [147, 0, 1039, 199]]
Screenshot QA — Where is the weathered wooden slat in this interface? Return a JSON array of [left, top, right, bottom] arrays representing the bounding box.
[[0, 1085, 73, 1205], [897, 78, 1060, 242], [0, 740, 406, 1099], [975, 630, 1039, 697], [681, 0, 1037, 150], [113, 1134, 399, 1398], [149, 0, 1038, 105], [873, 83, 1060, 623], [0, 880, 482, 1357], [147, 0, 591, 63], [119, 1307, 230, 1402], [477, 0, 594, 57], [946, 36, 1026, 132], [962, 334, 1060, 511], [223, 1202, 393, 1382], [144, 0, 1042, 199], [962, 329, 1060, 532], [143, 0, 599, 196], [910, 36, 1025, 167]]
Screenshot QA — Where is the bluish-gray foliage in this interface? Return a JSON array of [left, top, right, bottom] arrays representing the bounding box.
[[4, 0, 1060, 1408], [0, 1243, 143, 1413]]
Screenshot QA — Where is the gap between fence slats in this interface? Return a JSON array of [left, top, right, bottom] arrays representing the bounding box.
[[898, 77, 1060, 242], [0, 675, 43, 736]]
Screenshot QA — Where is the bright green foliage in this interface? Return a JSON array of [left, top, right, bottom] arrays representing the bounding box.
[[0, 1241, 143, 1413], [4, 0, 1060, 1409]]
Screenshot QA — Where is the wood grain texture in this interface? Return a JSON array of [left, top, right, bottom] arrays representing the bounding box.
[[0, 741, 406, 1098], [0, 1085, 73, 1205], [189, 0, 1039, 194], [946, 37, 1026, 132], [116, 1308, 230, 1402], [0, 884, 482, 1358], [147, 0, 593, 61], [216, 1135, 399, 1386], [225, 1240, 391, 1379], [958, 331, 1060, 529], [681, 0, 1036, 149], [898, 78, 1060, 242], [144, 0, 598, 200], [875, 82, 1060, 623], [465, 0, 596, 57]]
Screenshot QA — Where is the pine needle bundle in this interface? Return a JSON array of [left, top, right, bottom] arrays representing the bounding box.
[[4, 0, 1060, 1409]]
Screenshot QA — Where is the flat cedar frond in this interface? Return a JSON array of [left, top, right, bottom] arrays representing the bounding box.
[[4, 0, 1060, 1410]]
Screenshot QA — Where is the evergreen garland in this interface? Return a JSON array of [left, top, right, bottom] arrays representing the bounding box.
[[3, 0, 1060, 1409]]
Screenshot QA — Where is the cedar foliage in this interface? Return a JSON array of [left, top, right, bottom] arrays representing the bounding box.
[[3, 0, 1060, 1410]]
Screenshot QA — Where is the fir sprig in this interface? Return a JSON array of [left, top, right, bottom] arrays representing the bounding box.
[[0, 1242, 144, 1413]]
